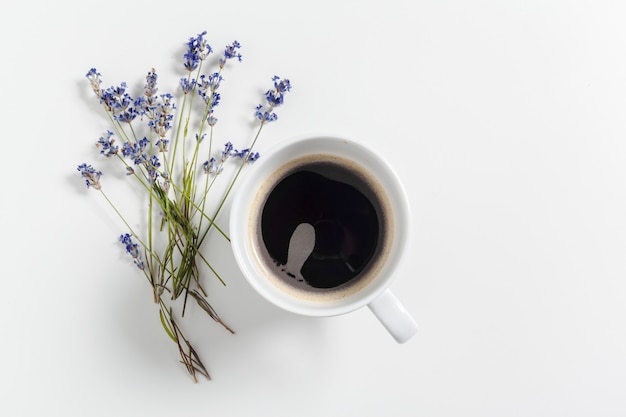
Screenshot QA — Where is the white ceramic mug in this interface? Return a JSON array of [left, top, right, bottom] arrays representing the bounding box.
[[229, 135, 417, 343]]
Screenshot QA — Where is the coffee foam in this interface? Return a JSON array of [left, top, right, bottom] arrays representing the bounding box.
[[248, 153, 395, 304]]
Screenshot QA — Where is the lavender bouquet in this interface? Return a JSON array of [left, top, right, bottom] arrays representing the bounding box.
[[77, 31, 291, 381]]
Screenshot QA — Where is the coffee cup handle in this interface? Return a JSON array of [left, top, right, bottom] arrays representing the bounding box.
[[367, 288, 418, 343]]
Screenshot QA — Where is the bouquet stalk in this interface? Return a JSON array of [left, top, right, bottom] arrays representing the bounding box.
[[77, 31, 291, 381]]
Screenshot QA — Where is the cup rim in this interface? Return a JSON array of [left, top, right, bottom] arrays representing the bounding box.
[[229, 133, 412, 317]]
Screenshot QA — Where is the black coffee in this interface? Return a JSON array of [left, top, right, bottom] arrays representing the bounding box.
[[259, 156, 385, 290]]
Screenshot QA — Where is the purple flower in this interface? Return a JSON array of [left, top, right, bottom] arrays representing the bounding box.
[[233, 148, 260, 163], [99, 81, 142, 123], [97, 130, 118, 157], [148, 94, 176, 138], [139, 69, 159, 114], [180, 77, 196, 94], [86, 68, 102, 96], [121, 138, 149, 165], [203, 142, 258, 176], [203, 157, 217, 175], [156, 138, 169, 152], [255, 76, 291, 123], [100, 82, 129, 112], [197, 73, 223, 125], [265, 75, 291, 107], [77, 163, 102, 190], [144, 69, 158, 98], [116, 107, 140, 123], [184, 31, 212, 71], [219, 40, 242, 68], [119, 233, 145, 270], [147, 155, 161, 184], [221, 142, 234, 161], [254, 104, 278, 123]]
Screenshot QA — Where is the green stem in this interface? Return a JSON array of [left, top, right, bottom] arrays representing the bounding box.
[[197, 122, 265, 248], [96, 189, 169, 276]]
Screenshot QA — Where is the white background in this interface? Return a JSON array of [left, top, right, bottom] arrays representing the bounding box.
[[2, 0, 626, 416]]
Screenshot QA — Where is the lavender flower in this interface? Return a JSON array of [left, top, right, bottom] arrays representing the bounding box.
[[99, 81, 142, 123], [197, 73, 224, 126], [97, 130, 118, 157], [148, 93, 175, 138], [86, 68, 102, 97], [203, 142, 232, 175], [203, 142, 260, 176], [77, 163, 102, 190], [184, 31, 212, 71], [195, 42, 243, 125], [254, 104, 278, 123], [135, 69, 160, 118], [180, 77, 196, 94], [255, 75, 291, 123], [116, 106, 140, 123], [235, 149, 260, 162], [119, 233, 145, 270], [203, 157, 218, 175], [265, 75, 291, 106], [121, 138, 149, 165], [221, 141, 234, 161], [144, 69, 158, 98], [197, 73, 222, 103], [156, 138, 169, 152], [219, 40, 242, 68], [147, 155, 161, 184]]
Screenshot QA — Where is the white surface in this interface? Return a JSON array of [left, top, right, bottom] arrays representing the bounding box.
[[2, 0, 626, 416]]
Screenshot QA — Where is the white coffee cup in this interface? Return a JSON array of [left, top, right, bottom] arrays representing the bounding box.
[[229, 135, 417, 343]]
